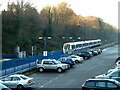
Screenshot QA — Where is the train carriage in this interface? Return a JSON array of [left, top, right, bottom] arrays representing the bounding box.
[[63, 39, 101, 53]]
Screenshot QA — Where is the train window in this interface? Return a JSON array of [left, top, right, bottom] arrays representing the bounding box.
[[86, 43, 88, 46], [90, 42, 93, 45], [64, 45, 70, 49], [83, 44, 85, 46], [72, 45, 75, 49], [76, 44, 82, 48], [79, 44, 82, 48], [76, 45, 79, 48]]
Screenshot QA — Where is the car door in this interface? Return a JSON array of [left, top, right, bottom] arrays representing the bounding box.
[[96, 81, 107, 90], [43, 61, 50, 69], [62, 58, 66, 64], [2, 77, 12, 88], [10, 76, 21, 88], [48, 61, 57, 70]]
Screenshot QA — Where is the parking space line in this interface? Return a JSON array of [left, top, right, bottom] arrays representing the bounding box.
[[40, 74, 63, 88]]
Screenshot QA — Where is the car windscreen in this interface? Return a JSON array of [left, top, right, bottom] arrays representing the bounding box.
[[71, 56, 77, 58], [53, 60, 60, 64], [85, 81, 95, 87]]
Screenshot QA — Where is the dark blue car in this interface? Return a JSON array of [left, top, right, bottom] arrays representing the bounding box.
[[57, 57, 75, 67]]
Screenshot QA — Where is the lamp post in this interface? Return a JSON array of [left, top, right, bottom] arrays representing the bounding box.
[[77, 37, 81, 41], [39, 37, 51, 57], [62, 36, 73, 43]]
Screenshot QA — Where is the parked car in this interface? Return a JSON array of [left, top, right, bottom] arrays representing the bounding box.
[[96, 48, 102, 54], [89, 49, 98, 56], [107, 67, 120, 73], [0, 83, 11, 90], [107, 61, 120, 73], [57, 57, 75, 67], [95, 69, 120, 82], [82, 78, 120, 90], [77, 52, 91, 60], [68, 55, 84, 63], [36, 59, 68, 72], [0, 74, 34, 90], [115, 57, 120, 63]]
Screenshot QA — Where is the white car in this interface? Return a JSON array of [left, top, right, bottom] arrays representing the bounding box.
[[107, 67, 120, 73], [68, 55, 84, 63], [0, 74, 34, 89], [95, 69, 120, 82], [36, 59, 68, 72]]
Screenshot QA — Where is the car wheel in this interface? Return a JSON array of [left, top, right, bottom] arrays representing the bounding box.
[[57, 68, 63, 73], [75, 60, 79, 63], [84, 57, 88, 60], [17, 85, 24, 90], [39, 67, 44, 72], [67, 64, 70, 69]]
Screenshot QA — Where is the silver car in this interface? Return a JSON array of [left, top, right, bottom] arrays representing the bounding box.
[[0, 74, 34, 89]]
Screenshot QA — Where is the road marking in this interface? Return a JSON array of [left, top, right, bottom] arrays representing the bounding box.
[[40, 74, 63, 88]]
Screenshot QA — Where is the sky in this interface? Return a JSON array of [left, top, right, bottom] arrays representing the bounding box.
[[0, 0, 119, 28]]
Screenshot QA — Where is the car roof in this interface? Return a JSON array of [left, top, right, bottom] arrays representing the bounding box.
[[111, 69, 120, 72], [9, 74, 26, 77], [42, 59, 56, 61], [86, 78, 118, 82]]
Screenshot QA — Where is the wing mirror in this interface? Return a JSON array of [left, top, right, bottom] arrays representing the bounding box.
[[109, 76, 112, 78]]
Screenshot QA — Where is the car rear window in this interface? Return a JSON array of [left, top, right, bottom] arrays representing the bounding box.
[[37, 59, 42, 64], [71, 56, 77, 58], [85, 81, 95, 87], [20, 76, 29, 80]]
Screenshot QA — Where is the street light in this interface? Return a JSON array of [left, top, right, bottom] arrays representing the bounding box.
[[62, 36, 73, 42], [77, 37, 81, 41], [39, 37, 52, 57]]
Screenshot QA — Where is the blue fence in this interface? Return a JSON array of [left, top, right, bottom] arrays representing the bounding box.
[[2, 54, 18, 59], [0, 50, 69, 77]]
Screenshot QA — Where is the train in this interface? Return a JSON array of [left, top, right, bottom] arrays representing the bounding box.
[[63, 39, 101, 53]]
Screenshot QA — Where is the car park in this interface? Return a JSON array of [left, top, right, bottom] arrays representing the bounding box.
[[95, 69, 120, 82], [82, 78, 120, 90], [68, 55, 84, 63], [57, 57, 75, 67], [77, 51, 91, 60], [0, 74, 34, 90], [36, 59, 68, 72]]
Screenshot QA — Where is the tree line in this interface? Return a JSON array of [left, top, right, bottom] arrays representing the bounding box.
[[2, 1, 118, 55]]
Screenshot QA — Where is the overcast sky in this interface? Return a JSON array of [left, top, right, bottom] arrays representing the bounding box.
[[0, 0, 119, 28]]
